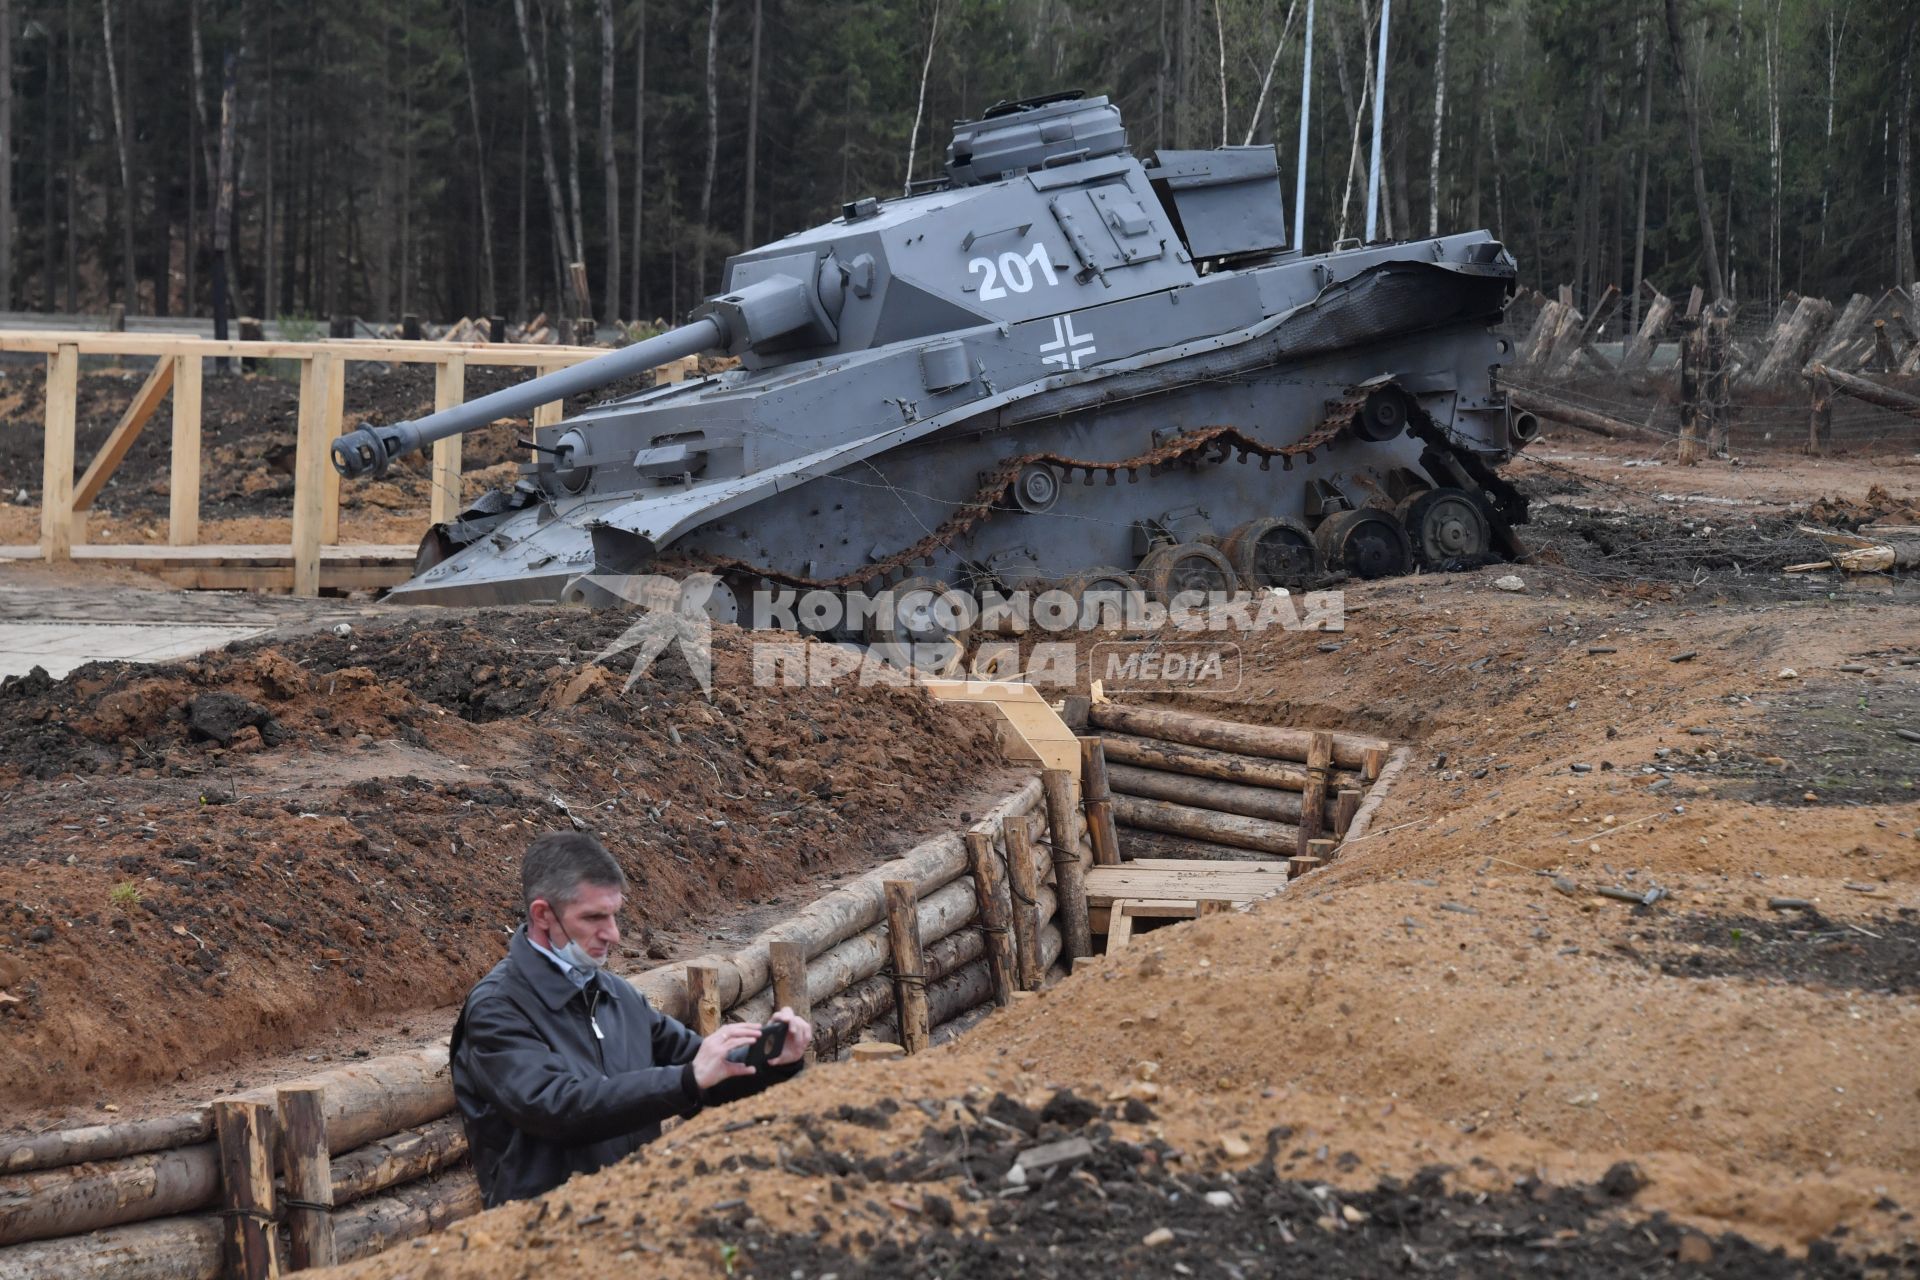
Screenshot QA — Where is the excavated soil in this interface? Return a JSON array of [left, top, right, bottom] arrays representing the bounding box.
[[0, 610, 1007, 1110]]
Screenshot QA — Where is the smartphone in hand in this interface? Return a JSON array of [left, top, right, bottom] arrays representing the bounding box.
[[725, 1018, 788, 1069]]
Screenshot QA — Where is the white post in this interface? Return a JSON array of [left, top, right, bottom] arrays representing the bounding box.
[[1293, 0, 1315, 253], [1364, 0, 1392, 243]]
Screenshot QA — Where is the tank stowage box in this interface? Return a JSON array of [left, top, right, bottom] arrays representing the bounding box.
[[332, 91, 1532, 623]]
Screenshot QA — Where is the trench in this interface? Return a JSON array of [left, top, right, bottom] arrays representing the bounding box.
[[0, 693, 1409, 1278]]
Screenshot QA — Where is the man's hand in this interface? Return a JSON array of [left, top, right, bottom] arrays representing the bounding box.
[[691, 1024, 763, 1090], [768, 1007, 813, 1066]]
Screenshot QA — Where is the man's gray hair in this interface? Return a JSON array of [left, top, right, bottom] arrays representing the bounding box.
[[522, 832, 627, 914]]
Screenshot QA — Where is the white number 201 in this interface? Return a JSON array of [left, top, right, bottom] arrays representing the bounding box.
[[969, 242, 1060, 301]]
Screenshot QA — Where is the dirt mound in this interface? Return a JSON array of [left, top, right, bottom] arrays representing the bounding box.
[[0, 610, 1006, 1107], [1805, 484, 1920, 531]]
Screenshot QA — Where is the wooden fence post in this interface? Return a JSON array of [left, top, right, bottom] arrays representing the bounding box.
[[40, 342, 78, 561], [1001, 814, 1042, 990], [882, 880, 931, 1054], [290, 355, 330, 597], [1333, 787, 1362, 839], [1040, 769, 1092, 962], [277, 1086, 336, 1271], [1295, 732, 1333, 857], [431, 356, 467, 525], [170, 354, 204, 545], [963, 830, 1017, 1007], [686, 964, 722, 1036], [1079, 737, 1122, 866], [319, 352, 345, 545], [212, 1099, 279, 1280], [1806, 375, 1834, 455], [766, 939, 812, 1061], [1678, 316, 1703, 464]]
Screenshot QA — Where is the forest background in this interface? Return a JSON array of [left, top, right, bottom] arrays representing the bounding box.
[[0, 0, 1910, 331]]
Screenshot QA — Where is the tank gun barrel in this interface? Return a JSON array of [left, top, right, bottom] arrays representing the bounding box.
[[329, 316, 725, 479]]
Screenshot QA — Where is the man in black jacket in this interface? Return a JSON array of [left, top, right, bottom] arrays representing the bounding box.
[[453, 832, 811, 1206]]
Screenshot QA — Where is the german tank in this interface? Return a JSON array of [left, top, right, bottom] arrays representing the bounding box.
[[333, 91, 1531, 625]]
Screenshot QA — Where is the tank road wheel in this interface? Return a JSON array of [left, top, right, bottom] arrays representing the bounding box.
[[1058, 567, 1140, 629], [1313, 508, 1413, 580], [1221, 517, 1323, 588], [1399, 487, 1493, 569], [1137, 543, 1239, 605], [863, 575, 967, 646]]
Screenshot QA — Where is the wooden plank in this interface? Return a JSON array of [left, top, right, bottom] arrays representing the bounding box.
[[40, 343, 78, 561], [211, 1100, 278, 1280], [320, 351, 345, 545], [1121, 857, 1292, 873], [1104, 901, 1135, 954], [430, 357, 466, 525], [277, 1086, 337, 1271], [170, 354, 203, 545], [289, 356, 330, 598], [72, 356, 174, 511], [882, 880, 930, 1054], [0, 330, 608, 365], [1089, 899, 1202, 932], [920, 680, 1081, 772], [1083, 864, 1289, 907]]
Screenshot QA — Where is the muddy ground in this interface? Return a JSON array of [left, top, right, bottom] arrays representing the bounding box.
[[3, 430, 1919, 1274]]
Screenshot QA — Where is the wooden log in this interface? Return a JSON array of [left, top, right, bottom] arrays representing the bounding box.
[[430, 356, 466, 525], [73, 356, 175, 512], [1553, 283, 1618, 375], [964, 830, 1017, 1007], [1295, 732, 1333, 857], [1516, 300, 1564, 367], [211, 1100, 277, 1280], [1685, 285, 1704, 318], [1362, 745, 1386, 783], [1804, 361, 1920, 420], [1112, 794, 1299, 855], [1807, 374, 1834, 455], [1114, 826, 1291, 862], [1815, 293, 1874, 364], [1678, 317, 1704, 463], [1099, 731, 1360, 793], [1106, 762, 1308, 823], [1307, 837, 1337, 862], [766, 939, 810, 1028], [1333, 787, 1362, 838], [1287, 855, 1325, 879], [1041, 769, 1092, 963], [0, 1144, 220, 1246], [1506, 388, 1664, 443], [40, 342, 78, 561], [633, 778, 1042, 1021], [0, 1214, 223, 1280], [1001, 815, 1044, 989], [812, 922, 993, 1059], [882, 880, 931, 1054], [327, 1116, 466, 1207], [0, 1112, 213, 1177], [686, 964, 722, 1036], [1750, 295, 1833, 385], [169, 354, 203, 546], [1079, 737, 1123, 867], [277, 1086, 336, 1270], [1620, 290, 1673, 373], [873, 924, 1062, 1046], [332, 1169, 481, 1264], [1088, 703, 1385, 771], [1537, 303, 1585, 373]]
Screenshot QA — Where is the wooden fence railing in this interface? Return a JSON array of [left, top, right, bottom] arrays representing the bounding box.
[[0, 331, 698, 596]]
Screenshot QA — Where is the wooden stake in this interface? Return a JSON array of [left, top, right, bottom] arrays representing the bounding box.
[[1361, 745, 1387, 783], [319, 352, 345, 546], [1807, 375, 1834, 456], [212, 1099, 278, 1280], [1080, 737, 1122, 867], [1001, 815, 1042, 990], [1287, 855, 1325, 879], [1040, 769, 1092, 962], [40, 343, 78, 562], [430, 357, 467, 525], [963, 831, 1016, 1007], [686, 964, 722, 1036], [277, 1086, 336, 1270], [73, 356, 175, 511], [1295, 732, 1333, 857], [169, 354, 203, 546], [1307, 837, 1337, 862], [1333, 788, 1362, 838], [290, 355, 330, 597], [766, 939, 812, 1062], [882, 880, 931, 1054]]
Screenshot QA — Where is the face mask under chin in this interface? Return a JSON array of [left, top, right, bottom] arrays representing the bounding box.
[[548, 920, 607, 971]]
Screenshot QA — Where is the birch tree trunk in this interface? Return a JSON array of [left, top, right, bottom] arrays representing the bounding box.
[[101, 0, 137, 308], [1664, 0, 1727, 301], [629, 0, 645, 319], [693, 0, 718, 294], [742, 0, 761, 244], [598, 0, 619, 320], [1214, 0, 1227, 147], [512, 0, 579, 316], [559, 0, 588, 314], [1426, 0, 1448, 237], [903, 0, 941, 193], [1241, 0, 1300, 148], [460, 0, 499, 316]]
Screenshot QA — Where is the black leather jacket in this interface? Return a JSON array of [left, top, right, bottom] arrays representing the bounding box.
[[451, 927, 800, 1206]]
